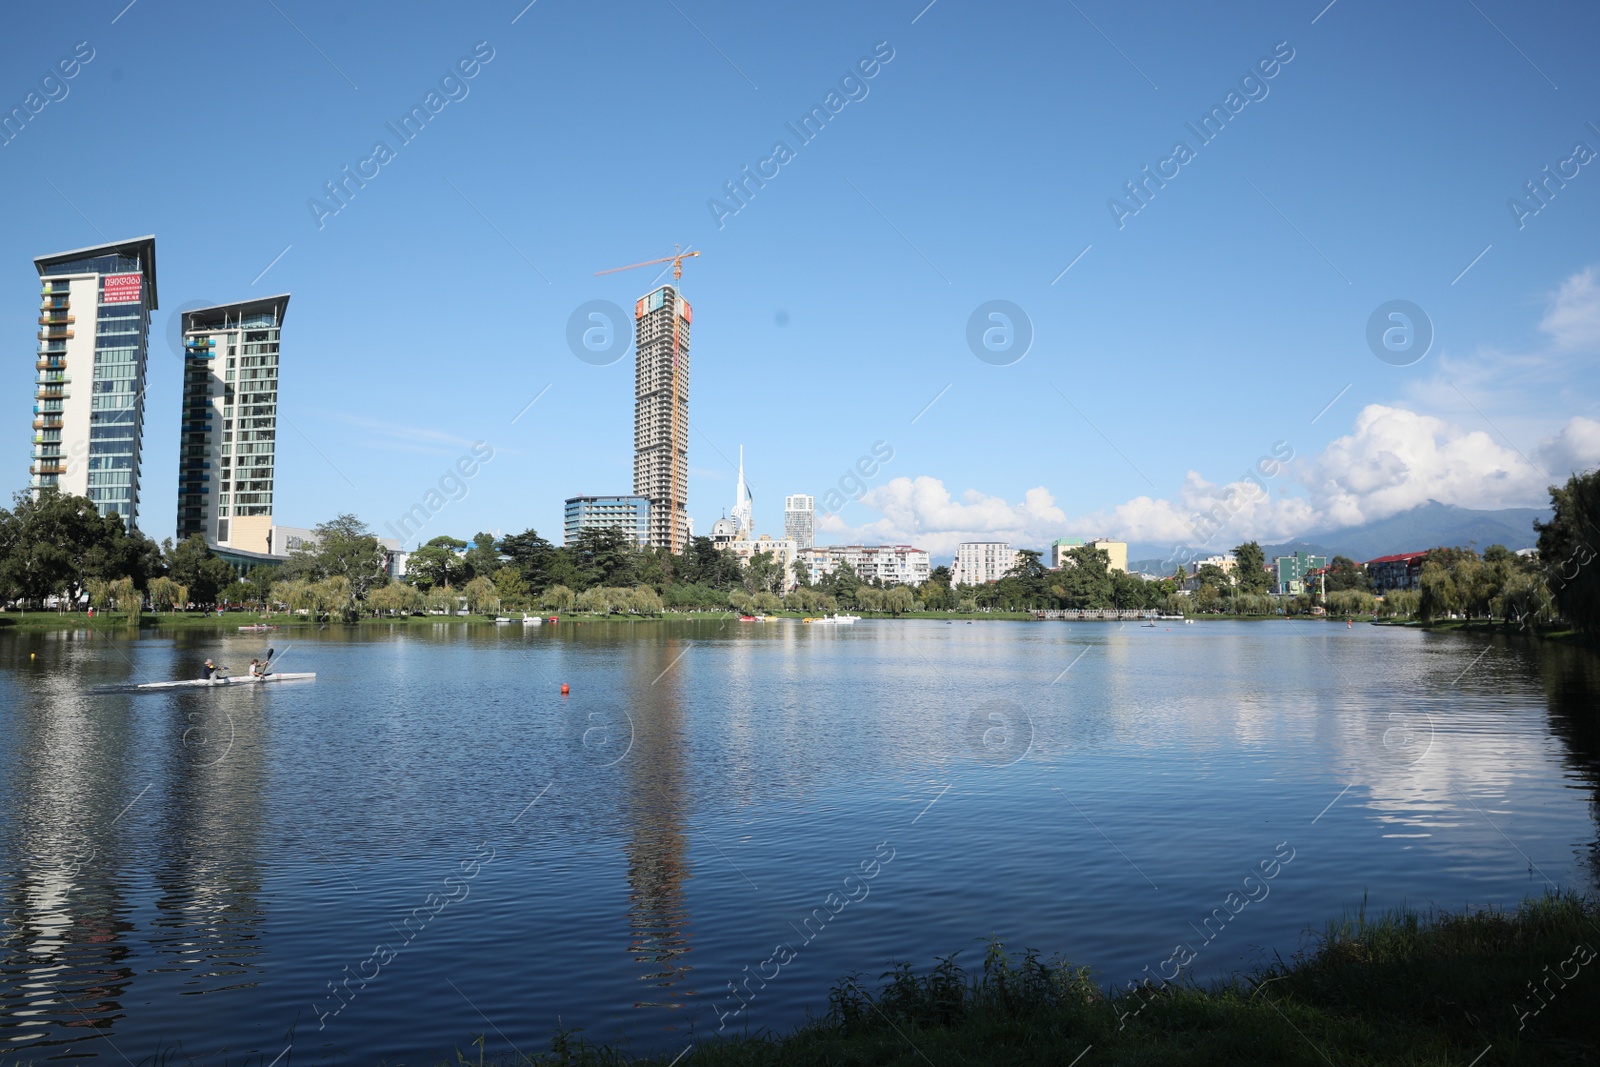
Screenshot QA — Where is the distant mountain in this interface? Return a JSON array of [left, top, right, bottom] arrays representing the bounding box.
[[1297, 501, 1548, 561], [1127, 501, 1548, 573]]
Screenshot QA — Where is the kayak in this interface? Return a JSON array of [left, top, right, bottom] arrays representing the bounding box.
[[126, 672, 317, 691]]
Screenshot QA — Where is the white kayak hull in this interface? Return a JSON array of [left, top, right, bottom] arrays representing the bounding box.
[[130, 672, 317, 691]]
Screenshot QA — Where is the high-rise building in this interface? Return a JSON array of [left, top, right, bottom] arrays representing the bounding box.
[[176, 295, 288, 553], [633, 284, 692, 553], [30, 236, 157, 528], [785, 494, 814, 548], [564, 494, 651, 546]]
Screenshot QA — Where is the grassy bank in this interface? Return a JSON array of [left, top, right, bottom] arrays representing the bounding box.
[[484, 895, 1597, 1066]]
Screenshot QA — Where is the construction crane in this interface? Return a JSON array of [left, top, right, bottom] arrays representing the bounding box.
[[594, 244, 700, 282], [594, 246, 700, 554]]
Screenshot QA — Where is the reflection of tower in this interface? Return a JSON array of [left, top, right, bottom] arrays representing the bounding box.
[[622, 637, 694, 1007], [731, 445, 753, 539], [0, 683, 140, 1050], [149, 688, 268, 991]]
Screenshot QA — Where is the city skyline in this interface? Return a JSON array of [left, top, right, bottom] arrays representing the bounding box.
[[4, 2, 1598, 558]]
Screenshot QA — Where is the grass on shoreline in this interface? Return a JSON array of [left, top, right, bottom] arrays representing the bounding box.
[[460, 895, 1597, 1066]]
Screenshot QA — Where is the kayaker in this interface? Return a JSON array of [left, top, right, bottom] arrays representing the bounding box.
[[248, 659, 262, 678], [201, 659, 219, 680]]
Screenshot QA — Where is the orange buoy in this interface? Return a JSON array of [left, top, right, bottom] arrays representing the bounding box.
[[560, 683, 570, 695]]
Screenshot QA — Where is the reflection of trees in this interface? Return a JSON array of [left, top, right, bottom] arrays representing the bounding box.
[[622, 636, 694, 1008], [1540, 644, 1600, 889]]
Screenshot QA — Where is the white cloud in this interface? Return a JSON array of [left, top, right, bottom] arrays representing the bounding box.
[[820, 408, 1600, 555], [1539, 267, 1600, 350]]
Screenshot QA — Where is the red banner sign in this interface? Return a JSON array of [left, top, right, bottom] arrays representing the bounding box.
[[102, 273, 142, 304]]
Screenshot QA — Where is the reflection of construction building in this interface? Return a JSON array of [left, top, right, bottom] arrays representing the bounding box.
[[30, 236, 158, 529], [622, 639, 694, 1006], [633, 285, 692, 553], [802, 544, 930, 587]]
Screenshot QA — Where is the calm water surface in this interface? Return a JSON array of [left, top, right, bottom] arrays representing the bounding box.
[[1, 618, 1596, 1063]]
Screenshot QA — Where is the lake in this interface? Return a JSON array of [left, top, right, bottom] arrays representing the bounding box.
[[1, 618, 1596, 1063]]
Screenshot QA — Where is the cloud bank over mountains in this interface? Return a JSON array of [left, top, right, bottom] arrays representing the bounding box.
[[819, 269, 1600, 557]]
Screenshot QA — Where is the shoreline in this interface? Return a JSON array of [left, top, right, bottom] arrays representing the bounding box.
[[0, 610, 1585, 644], [468, 894, 1596, 1065]]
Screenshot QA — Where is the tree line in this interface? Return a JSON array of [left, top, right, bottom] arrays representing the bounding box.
[[2, 468, 1597, 638]]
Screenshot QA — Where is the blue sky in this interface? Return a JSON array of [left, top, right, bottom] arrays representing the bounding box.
[[4, 0, 1598, 555]]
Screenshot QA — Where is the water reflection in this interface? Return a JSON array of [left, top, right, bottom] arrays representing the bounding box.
[[1540, 643, 1600, 887], [622, 635, 694, 1010], [0, 679, 137, 1052]]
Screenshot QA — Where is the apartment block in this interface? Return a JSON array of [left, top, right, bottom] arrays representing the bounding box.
[[951, 541, 1019, 586], [176, 295, 288, 553], [30, 236, 158, 528], [804, 544, 932, 587]]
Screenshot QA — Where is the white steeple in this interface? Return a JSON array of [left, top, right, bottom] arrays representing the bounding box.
[[732, 444, 753, 538]]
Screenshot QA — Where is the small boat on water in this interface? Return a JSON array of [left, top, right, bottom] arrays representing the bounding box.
[[238, 624, 277, 633], [804, 614, 861, 625], [521, 614, 542, 626], [117, 672, 317, 691], [495, 616, 514, 624]]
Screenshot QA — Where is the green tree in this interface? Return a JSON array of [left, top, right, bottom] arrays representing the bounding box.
[[165, 534, 234, 606], [1535, 470, 1600, 638], [462, 575, 498, 615], [1231, 542, 1272, 594], [1323, 555, 1371, 593], [464, 531, 501, 579], [1057, 546, 1114, 609], [500, 528, 557, 589], [406, 536, 470, 590], [0, 489, 138, 608], [570, 527, 638, 589]]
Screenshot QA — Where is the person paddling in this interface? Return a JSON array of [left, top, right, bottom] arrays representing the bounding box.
[[201, 659, 222, 681]]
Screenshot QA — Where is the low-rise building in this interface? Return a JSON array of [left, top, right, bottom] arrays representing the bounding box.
[[564, 494, 651, 547], [803, 544, 931, 587], [1274, 551, 1328, 596], [1050, 537, 1128, 573], [952, 541, 1019, 586], [720, 534, 802, 590], [1365, 551, 1427, 593]]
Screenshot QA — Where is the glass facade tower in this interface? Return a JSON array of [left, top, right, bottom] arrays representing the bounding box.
[[30, 237, 158, 529], [177, 296, 288, 553]]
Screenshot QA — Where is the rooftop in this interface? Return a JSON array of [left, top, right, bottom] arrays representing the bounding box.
[[35, 235, 159, 309], [183, 294, 291, 331]]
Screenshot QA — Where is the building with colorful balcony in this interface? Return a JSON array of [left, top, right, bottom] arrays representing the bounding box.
[[30, 236, 157, 529]]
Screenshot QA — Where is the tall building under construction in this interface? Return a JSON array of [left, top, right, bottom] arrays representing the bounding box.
[[632, 284, 692, 552]]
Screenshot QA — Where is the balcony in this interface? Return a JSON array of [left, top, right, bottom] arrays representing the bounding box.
[[32, 416, 62, 430], [29, 462, 66, 477], [38, 328, 73, 341], [37, 314, 75, 326]]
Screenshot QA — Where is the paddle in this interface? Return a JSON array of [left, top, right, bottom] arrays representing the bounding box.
[[263, 648, 275, 677]]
